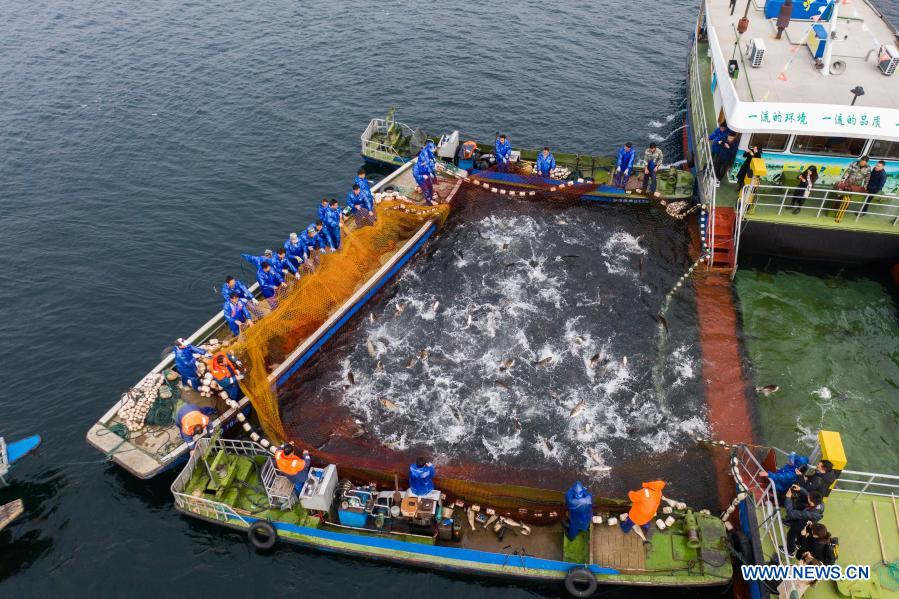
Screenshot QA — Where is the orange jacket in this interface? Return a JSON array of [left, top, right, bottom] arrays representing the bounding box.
[[208, 352, 238, 381], [627, 480, 666, 525], [180, 410, 210, 437], [274, 449, 307, 476]]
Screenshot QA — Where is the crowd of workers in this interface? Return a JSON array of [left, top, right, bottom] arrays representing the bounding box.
[[612, 141, 665, 195]]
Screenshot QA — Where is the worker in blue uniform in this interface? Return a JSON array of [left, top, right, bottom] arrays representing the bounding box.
[[563, 481, 593, 540], [494, 134, 512, 172], [409, 457, 435, 496], [317, 198, 330, 223], [300, 225, 324, 270], [412, 144, 438, 205], [220, 275, 255, 304], [271, 247, 299, 279], [346, 183, 364, 213], [256, 261, 286, 308], [708, 123, 731, 156], [314, 220, 336, 252], [355, 169, 374, 206], [223, 292, 254, 336], [613, 142, 636, 188], [173, 338, 212, 390], [535, 147, 556, 178], [241, 250, 274, 273], [284, 232, 307, 268], [324, 199, 342, 250]]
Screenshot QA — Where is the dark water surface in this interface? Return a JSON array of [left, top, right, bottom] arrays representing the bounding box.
[[4, 0, 897, 596]]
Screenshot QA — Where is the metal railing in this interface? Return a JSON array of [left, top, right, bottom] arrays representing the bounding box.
[[738, 183, 899, 226], [360, 118, 415, 163], [688, 29, 719, 267], [830, 470, 899, 500], [732, 444, 793, 567], [171, 437, 273, 525]]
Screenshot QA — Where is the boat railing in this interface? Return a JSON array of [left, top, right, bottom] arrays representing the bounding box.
[[732, 443, 793, 567], [361, 118, 415, 162], [737, 183, 899, 226], [829, 469, 899, 501], [171, 437, 272, 526], [688, 26, 719, 267]]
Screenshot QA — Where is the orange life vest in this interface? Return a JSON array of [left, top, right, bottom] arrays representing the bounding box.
[[460, 141, 478, 159], [627, 480, 666, 526], [180, 410, 210, 437], [274, 449, 307, 476], [208, 352, 237, 381]]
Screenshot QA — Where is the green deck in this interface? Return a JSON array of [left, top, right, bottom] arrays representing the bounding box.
[[178, 447, 731, 587], [756, 492, 899, 599]]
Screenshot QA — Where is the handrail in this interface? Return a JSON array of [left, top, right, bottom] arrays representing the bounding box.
[[736, 183, 899, 226], [831, 469, 899, 500], [689, 26, 719, 268]]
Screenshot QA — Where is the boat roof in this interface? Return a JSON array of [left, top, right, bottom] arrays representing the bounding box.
[[704, 0, 899, 138]]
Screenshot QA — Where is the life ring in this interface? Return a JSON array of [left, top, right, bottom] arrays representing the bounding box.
[[564, 566, 598, 597], [248, 520, 278, 550]]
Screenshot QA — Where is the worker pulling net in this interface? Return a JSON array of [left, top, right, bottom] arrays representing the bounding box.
[[231, 195, 452, 443]]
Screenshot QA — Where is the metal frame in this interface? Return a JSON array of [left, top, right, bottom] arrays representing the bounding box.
[[171, 437, 271, 526], [735, 183, 899, 225], [261, 457, 297, 509], [731, 444, 793, 567], [689, 21, 720, 268], [361, 118, 416, 164], [830, 470, 899, 500]]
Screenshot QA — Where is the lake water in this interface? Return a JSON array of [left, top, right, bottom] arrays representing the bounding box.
[[2, 0, 897, 596]]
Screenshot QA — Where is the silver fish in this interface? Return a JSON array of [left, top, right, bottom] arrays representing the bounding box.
[[419, 350, 429, 361], [575, 336, 585, 345], [369, 312, 375, 323], [405, 357, 417, 369], [569, 400, 586, 417], [366, 339, 377, 358], [534, 356, 553, 366], [347, 371, 355, 385], [466, 314, 472, 328], [376, 360, 384, 370], [495, 380, 509, 389], [756, 384, 780, 396], [394, 303, 406, 316], [379, 398, 399, 411], [498, 358, 515, 371], [432, 300, 440, 312], [589, 353, 600, 368], [622, 356, 628, 366]]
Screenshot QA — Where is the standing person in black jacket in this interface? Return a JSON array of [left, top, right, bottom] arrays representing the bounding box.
[[859, 160, 888, 217], [800, 460, 837, 496], [796, 523, 837, 565], [784, 486, 825, 553], [790, 165, 819, 214], [736, 145, 762, 192]]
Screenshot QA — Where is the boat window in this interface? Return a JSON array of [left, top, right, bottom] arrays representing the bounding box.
[[791, 135, 866, 157], [748, 133, 789, 152], [869, 139, 899, 160]]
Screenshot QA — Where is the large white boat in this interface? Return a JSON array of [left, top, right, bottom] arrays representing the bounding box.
[[686, 0, 899, 267]]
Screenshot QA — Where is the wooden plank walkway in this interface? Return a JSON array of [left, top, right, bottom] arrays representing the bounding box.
[[591, 525, 646, 572]]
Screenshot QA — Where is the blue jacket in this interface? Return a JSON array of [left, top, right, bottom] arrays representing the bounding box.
[[616, 146, 636, 172], [315, 227, 335, 249], [271, 254, 298, 275], [536, 152, 556, 176], [222, 299, 251, 327], [346, 189, 365, 212], [241, 253, 273, 272], [323, 206, 341, 229], [220, 279, 252, 303], [256, 268, 284, 295], [494, 138, 512, 164], [409, 462, 436, 495], [284, 238, 307, 263], [304, 230, 326, 252], [173, 344, 209, 377], [565, 481, 593, 540], [317, 204, 330, 223], [709, 128, 732, 156], [355, 175, 375, 210], [412, 157, 431, 184], [415, 146, 436, 177], [768, 453, 810, 494]]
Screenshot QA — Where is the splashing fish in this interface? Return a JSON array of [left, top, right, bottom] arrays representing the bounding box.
[[379, 398, 398, 411], [569, 400, 586, 417], [533, 356, 553, 366], [394, 303, 406, 316], [366, 339, 377, 358], [347, 371, 355, 385], [498, 358, 515, 371], [756, 384, 780, 396]]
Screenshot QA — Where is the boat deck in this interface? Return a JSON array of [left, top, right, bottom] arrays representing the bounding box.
[[754, 491, 899, 599], [454, 520, 564, 561], [705, 0, 899, 109]]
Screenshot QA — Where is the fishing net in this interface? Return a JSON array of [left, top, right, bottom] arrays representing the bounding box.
[[231, 194, 452, 443], [232, 168, 699, 520]]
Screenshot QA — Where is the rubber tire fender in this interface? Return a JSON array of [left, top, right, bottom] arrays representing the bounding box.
[[564, 566, 598, 598], [248, 520, 278, 550]]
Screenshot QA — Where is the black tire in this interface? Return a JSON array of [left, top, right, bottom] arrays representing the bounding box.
[[248, 520, 277, 550], [564, 566, 598, 597]]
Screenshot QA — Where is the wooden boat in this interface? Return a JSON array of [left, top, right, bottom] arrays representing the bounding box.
[[172, 436, 732, 595], [360, 112, 696, 204], [86, 161, 448, 479], [0, 434, 41, 487]]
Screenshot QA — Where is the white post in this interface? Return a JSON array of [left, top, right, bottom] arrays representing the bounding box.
[[823, 0, 840, 76]]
